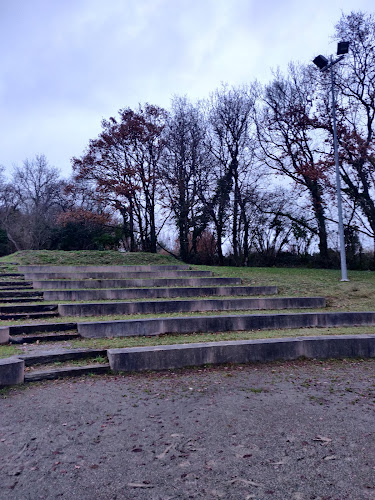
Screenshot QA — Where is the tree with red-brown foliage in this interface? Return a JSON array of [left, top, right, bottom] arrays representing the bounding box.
[[71, 104, 166, 252]]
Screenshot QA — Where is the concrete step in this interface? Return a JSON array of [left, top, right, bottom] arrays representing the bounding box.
[[32, 277, 241, 290], [77, 311, 375, 339], [24, 364, 110, 382], [19, 264, 190, 273], [43, 285, 278, 301], [0, 273, 24, 278], [2, 322, 76, 345], [0, 357, 24, 386], [0, 297, 44, 303], [0, 285, 33, 291], [1, 322, 77, 337], [0, 287, 34, 292], [0, 311, 59, 320], [108, 335, 375, 373], [23, 270, 211, 280], [10, 332, 81, 344], [58, 297, 326, 317], [0, 304, 57, 313], [0, 281, 31, 287], [6, 320, 78, 343], [0, 291, 43, 298], [18, 348, 108, 366]]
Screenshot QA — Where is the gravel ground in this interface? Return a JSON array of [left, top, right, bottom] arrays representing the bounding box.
[[0, 359, 374, 500]]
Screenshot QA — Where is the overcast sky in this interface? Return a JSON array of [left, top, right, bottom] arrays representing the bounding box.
[[1, 0, 374, 178]]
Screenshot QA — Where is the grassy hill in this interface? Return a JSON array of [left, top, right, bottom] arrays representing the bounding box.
[[0, 250, 179, 266]]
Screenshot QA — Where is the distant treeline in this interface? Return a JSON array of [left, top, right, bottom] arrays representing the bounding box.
[[1, 11, 374, 269]]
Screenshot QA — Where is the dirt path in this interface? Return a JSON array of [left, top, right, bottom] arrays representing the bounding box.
[[1, 359, 374, 500]]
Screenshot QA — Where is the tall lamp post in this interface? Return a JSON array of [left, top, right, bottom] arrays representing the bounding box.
[[313, 42, 350, 281]]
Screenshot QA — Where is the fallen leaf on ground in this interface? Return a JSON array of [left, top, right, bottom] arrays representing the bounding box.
[[127, 483, 154, 488], [229, 478, 261, 487], [313, 435, 332, 445], [157, 442, 176, 459]]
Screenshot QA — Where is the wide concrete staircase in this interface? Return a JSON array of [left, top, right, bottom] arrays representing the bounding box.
[[1, 263, 374, 384]]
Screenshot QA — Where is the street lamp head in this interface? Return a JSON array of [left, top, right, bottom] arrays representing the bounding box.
[[337, 41, 349, 55], [313, 55, 328, 70]]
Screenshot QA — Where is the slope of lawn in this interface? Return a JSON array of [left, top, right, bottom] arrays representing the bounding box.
[[0, 250, 179, 266], [196, 265, 375, 312]]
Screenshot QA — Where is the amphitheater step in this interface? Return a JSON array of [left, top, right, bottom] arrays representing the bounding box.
[[23, 270, 212, 280], [20, 348, 110, 381], [0, 291, 43, 298], [7, 320, 79, 344], [0, 281, 32, 287], [108, 335, 375, 373], [19, 264, 190, 273], [2, 322, 78, 336], [43, 285, 278, 301], [10, 332, 81, 343], [0, 273, 24, 278], [0, 286, 34, 292], [0, 311, 59, 320], [77, 311, 375, 339], [24, 364, 110, 382], [0, 304, 57, 313], [32, 277, 241, 289], [0, 297, 44, 303], [58, 296, 326, 317], [19, 348, 108, 366]]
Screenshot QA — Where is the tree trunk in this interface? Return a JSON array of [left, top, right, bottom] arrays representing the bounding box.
[[231, 161, 240, 265], [306, 178, 329, 266], [179, 221, 189, 262], [129, 199, 136, 252]]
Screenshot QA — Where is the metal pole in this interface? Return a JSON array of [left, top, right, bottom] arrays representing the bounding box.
[[330, 58, 349, 281]]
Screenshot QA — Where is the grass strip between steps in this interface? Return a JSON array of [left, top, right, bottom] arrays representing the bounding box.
[[2, 325, 375, 360], [0, 307, 342, 326], [0, 294, 281, 307]]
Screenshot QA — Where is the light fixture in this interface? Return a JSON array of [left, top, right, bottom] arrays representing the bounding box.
[[337, 41, 349, 55], [313, 55, 328, 70]]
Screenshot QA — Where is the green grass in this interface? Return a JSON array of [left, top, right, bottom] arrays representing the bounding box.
[[0, 250, 179, 266], [193, 265, 375, 312], [1, 325, 374, 360], [69, 325, 375, 350], [0, 307, 332, 327], [0, 345, 19, 358]]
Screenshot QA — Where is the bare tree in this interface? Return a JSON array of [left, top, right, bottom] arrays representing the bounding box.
[[2, 155, 63, 249], [206, 84, 258, 265], [160, 96, 208, 262], [256, 65, 331, 265]]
